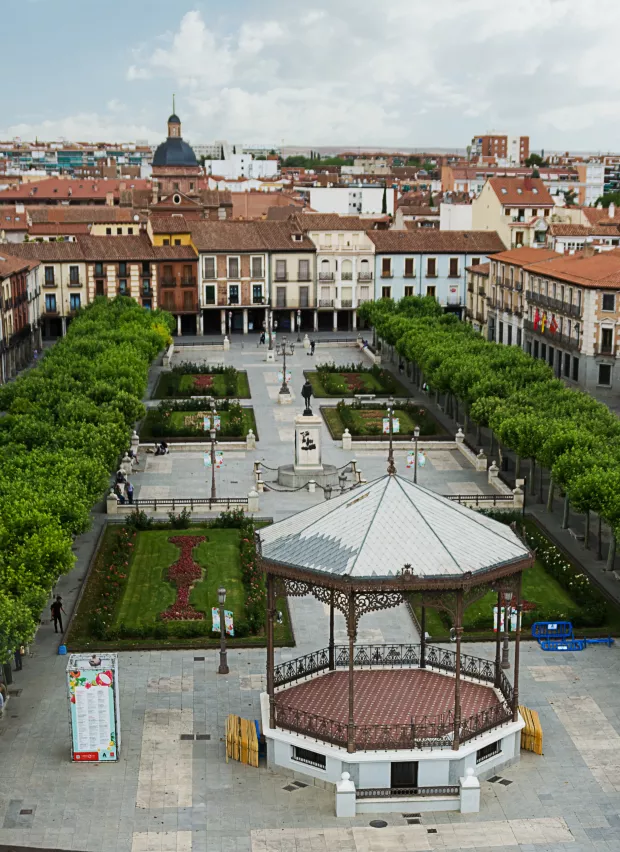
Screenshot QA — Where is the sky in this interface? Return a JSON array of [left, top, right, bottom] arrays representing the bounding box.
[[2, 0, 619, 152]]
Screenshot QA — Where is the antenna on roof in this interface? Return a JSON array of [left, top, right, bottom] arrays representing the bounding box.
[[172, 93, 176, 114]]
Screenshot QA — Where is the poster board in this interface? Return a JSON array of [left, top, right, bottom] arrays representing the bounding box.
[[66, 653, 120, 762]]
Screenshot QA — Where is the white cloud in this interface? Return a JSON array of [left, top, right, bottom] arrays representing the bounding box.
[[9, 1, 620, 147], [0, 112, 157, 143]]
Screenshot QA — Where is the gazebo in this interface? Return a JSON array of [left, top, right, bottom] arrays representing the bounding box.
[[257, 472, 534, 804]]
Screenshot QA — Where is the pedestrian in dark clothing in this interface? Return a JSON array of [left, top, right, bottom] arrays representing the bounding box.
[[398, 361, 404, 375], [51, 596, 65, 634], [259, 331, 266, 345], [14, 647, 22, 671], [126, 481, 134, 504], [114, 484, 125, 504], [116, 468, 126, 484], [310, 340, 316, 356]]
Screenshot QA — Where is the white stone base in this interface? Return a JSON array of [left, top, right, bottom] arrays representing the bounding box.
[[277, 391, 294, 405], [266, 350, 275, 362], [261, 692, 524, 815]]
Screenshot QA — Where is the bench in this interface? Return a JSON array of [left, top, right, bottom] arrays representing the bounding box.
[[354, 393, 376, 401], [568, 528, 585, 542], [519, 705, 543, 755]]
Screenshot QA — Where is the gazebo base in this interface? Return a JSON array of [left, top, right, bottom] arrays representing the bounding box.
[[260, 693, 524, 815]]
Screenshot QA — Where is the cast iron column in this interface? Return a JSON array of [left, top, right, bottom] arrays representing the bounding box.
[[420, 605, 426, 668], [494, 589, 502, 687], [266, 573, 275, 728], [452, 589, 463, 751], [347, 590, 356, 754], [329, 590, 335, 671], [512, 573, 523, 721]]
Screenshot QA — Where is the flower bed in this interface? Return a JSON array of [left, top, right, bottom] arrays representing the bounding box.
[[67, 515, 293, 650], [322, 400, 447, 440], [153, 364, 251, 399], [412, 514, 620, 641], [141, 400, 258, 442], [161, 535, 207, 621], [305, 363, 410, 398]]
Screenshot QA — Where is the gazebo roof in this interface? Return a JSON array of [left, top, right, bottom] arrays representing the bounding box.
[[257, 475, 530, 582]]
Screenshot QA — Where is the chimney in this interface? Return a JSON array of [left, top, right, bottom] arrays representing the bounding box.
[[609, 202, 616, 218], [152, 179, 159, 205], [105, 191, 114, 207], [583, 238, 595, 258]]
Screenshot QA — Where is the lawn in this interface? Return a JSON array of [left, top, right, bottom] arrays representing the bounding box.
[[306, 367, 410, 398], [67, 525, 293, 651], [322, 404, 445, 439], [153, 371, 251, 400], [413, 520, 620, 641], [140, 407, 257, 442]]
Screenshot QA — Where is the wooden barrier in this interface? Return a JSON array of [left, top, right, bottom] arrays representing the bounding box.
[[519, 705, 543, 755], [226, 714, 259, 767]]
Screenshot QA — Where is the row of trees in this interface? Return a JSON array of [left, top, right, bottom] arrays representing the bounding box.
[[0, 297, 173, 663], [358, 296, 620, 567]]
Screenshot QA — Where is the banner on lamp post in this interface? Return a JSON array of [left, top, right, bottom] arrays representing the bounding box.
[[211, 608, 234, 636], [382, 418, 400, 434], [203, 451, 224, 468]]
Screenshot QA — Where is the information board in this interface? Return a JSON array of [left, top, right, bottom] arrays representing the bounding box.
[[66, 653, 120, 762]]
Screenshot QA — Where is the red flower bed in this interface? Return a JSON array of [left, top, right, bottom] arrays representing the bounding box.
[[193, 375, 214, 390], [161, 535, 207, 621], [343, 374, 366, 392]]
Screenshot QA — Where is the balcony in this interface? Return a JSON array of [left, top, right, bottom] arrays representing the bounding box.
[[275, 274, 288, 282], [181, 277, 196, 288], [319, 299, 334, 308], [227, 298, 240, 306], [340, 299, 353, 308], [252, 296, 265, 305], [319, 273, 334, 282], [161, 276, 176, 287], [467, 284, 474, 294], [523, 318, 581, 352], [319, 244, 360, 251], [276, 300, 287, 309], [525, 290, 582, 317], [358, 272, 373, 281], [475, 312, 485, 324], [341, 272, 353, 281], [595, 345, 617, 357], [44, 279, 55, 288], [68, 279, 82, 288]]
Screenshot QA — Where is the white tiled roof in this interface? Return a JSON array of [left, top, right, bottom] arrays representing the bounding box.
[[258, 475, 528, 580]]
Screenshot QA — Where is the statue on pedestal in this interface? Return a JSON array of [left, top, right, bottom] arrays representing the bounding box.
[[301, 380, 314, 416]]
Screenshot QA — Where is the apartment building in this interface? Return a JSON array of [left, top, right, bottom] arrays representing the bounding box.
[[190, 222, 270, 335], [465, 262, 490, 336], [471, 134, 529, 165], [6, 241, 87, 338], [472, 177, 554, 249], [368, 230, 504, 317], [261, 223, 316, 333], [295, 214, 375, 331], [486, 248, 558, 347], [522, 247, 620, 391], [0, 252, 41, 381]]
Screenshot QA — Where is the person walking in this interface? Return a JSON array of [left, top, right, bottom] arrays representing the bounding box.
[[14, 646, 23, 672], [126, 480, 134, 505], [51, 596, 65, 634], [310, 340, 316, 356]]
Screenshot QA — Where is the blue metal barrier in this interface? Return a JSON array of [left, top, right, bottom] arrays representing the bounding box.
[[539, 638, 585, 652], [532, 621, 573, 641]]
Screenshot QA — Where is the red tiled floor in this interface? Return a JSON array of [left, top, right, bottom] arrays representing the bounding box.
[[275, 669, 499, 725]]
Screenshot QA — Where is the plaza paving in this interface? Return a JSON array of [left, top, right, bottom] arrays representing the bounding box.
[[1, 338, 620, 852]]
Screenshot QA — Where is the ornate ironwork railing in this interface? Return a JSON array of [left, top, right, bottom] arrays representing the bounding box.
[[273, 648, 330, 687], [274, 643, 502, 691], [356, 785, 459, 799], [273, 699, 513, 751]]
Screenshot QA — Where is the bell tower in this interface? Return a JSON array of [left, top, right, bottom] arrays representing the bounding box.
[[167, 95, 181, 137]]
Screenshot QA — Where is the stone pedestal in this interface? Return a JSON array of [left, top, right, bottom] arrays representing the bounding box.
[[266, 349, 275, 363], [342, 428, 352, 451], [131, 430, 140, 455], [475, 450, 487, 472], [223, 336, 230, 351], [246, 429, 256, 450], [459, 768, 481, 813], [277, 388, 294, 405], [335, 772, 356, 818], [277, 412, 339, 487], [303, 334, 310, 350], [488, 461, 499, 485]]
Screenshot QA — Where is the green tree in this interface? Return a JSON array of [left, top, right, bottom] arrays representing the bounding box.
[[594, 191, 620, 209], [526, 153, 545, 167], [381, 186, 387, 214]]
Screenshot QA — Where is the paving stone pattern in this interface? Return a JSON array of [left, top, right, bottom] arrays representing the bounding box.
[[1, 339, 620, 852]]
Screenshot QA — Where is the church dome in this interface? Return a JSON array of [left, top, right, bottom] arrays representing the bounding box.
[[152, 136, 199, 168], [168, 113, 181, 125]]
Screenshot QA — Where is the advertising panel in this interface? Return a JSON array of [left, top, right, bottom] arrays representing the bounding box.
[[66, 653, 120, 762]]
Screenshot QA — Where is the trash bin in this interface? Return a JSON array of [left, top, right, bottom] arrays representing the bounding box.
[[58, 645, 67, 655], [2, 662, 12, 686]]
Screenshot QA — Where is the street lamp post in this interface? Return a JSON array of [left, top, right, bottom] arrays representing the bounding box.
[[413, 424, 420, 484], [210, 401, 217, 501], [268, 309, 274, 351], [228, 311, 232, 336], [296, 309, 301, 342], [386, 396, 396, 475], [277, 336, 294, 397], [501, 590, 513, 669], [217, 586, 229, 674]]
